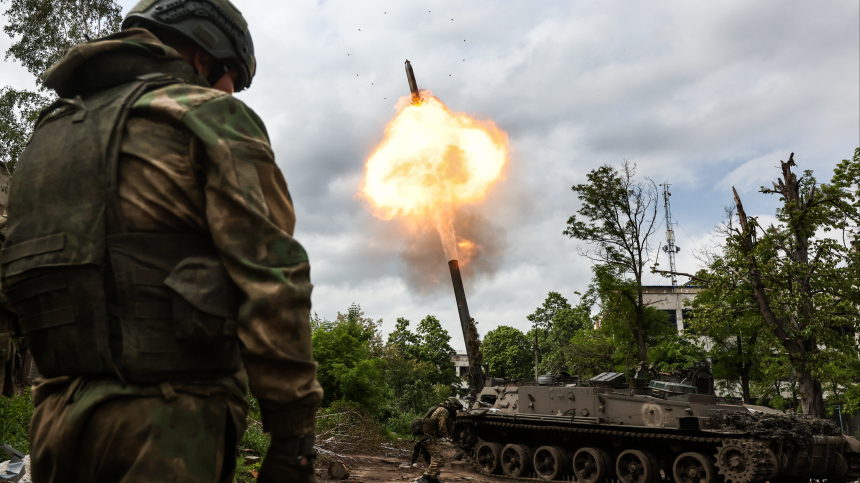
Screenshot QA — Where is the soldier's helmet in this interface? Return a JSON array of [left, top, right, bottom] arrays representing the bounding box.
[[122, 0, 256, 91], [445, 397, 463, 411]]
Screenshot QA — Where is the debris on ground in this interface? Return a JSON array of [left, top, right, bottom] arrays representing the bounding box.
[[0, 447, 29, 483], [725, 411, 841, 449]]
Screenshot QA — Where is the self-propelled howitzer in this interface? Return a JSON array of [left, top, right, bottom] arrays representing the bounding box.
[[444, 268, 860, 482]]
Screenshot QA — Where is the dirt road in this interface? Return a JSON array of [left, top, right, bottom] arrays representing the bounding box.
[[314, 445, 506, 483]]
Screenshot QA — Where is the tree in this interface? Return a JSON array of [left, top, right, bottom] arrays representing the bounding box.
[[386, 317, 420, 360], [566, 325, 618, 378], [564, 161, 660, 361], [3, 0, 121, 82], [584, 263, 674, 368], [383, 315, 459, 391], [727, 153, 860, 417], [482, 326, 532, 380], [1, 0, 122, 170], [312, 304, 387, 414], [542, 303, 593, 373], [414, 315, 459, 389], [526, 292, 593, 374], [684, 244, 788, 405], [0, 87, 46, 171]]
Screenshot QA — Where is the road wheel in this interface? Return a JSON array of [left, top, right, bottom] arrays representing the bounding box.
[[501, 444, 531, 477], [573, 447, 612, 483], [475, 441, 503, 474], [673, 452, 717, 483], [616, 449, 658, 483], [533, 445, 568, 481]]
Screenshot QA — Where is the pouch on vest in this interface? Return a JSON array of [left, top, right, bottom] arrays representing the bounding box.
[[0, 76, 242, 382], [107, 232, 241, 383], [166, 256, 239, 344]]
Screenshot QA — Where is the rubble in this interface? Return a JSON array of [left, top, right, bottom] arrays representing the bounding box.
[[724, 410, 841, 449]]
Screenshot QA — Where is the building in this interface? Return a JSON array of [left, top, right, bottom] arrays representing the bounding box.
[[642, 285, 703, 332]]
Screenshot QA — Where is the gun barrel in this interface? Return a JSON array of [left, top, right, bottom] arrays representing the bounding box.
[[448, 260, 485, 395], [404, 60, 420, 104]]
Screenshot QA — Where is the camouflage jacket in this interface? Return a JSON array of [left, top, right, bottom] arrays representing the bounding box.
[[34, 29, 322, 432], [427, 406, 450, 438]]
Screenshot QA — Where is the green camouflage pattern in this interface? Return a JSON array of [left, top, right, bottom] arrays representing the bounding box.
[[29, 375, 248, 483], [420, 406, 449, 478], [14, 26, 321, 481], [422, 405, 451, 438], [125, 78, 320, 413], [420, 438, 445, 478], [41, 27, 322, 410]]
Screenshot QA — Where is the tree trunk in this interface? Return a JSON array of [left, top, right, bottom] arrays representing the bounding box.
[[635, 284, 647, 361], [738, 336, 752, 404], [740, 364, 752, 405], [796, 368, 825, 418]]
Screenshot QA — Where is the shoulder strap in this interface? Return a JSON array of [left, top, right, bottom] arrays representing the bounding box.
[[104, 74, 182, 235]]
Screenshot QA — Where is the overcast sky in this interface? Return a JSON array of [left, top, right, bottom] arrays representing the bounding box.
[[3, 1, 858, 351]]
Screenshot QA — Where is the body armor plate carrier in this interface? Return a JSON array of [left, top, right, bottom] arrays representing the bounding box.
[[0, 75, 241, 384]]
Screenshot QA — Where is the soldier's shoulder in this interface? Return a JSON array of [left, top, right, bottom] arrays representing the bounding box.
[[136, 83, 269, 147], [133, 83, 225, 116]]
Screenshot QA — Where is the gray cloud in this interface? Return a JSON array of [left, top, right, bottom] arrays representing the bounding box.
[[5, 0, 857, 350]]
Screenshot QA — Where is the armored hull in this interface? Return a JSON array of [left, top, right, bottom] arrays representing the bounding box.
[[452, 382, 860, 483]]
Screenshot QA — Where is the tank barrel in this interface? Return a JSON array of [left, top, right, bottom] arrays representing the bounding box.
[[448, 260, 484, 395], [404, 60, 421, 105]]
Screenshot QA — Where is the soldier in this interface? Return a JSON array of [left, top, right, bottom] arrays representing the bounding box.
[[0, 1, 322, 482], [0, 214, 14, 399], [413, 397, 464, 483]]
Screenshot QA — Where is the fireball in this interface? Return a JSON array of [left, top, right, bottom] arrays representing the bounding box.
[[361, 92, 508, 261]]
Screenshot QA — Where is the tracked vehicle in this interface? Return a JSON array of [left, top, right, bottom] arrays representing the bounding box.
[[445, 260, 860, 483]]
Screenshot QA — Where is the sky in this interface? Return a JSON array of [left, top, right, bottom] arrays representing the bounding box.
[[2, 1, 858, 352]]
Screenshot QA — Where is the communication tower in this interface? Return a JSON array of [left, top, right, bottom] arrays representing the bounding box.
[[660, 183, 680, 287]]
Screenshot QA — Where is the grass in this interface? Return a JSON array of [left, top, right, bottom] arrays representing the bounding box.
[[0, 389, 34, 462]]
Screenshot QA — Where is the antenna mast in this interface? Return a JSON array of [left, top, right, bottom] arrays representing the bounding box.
[[661, 183, 680, 287]]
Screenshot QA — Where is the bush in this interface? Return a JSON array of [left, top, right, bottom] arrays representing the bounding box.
[[0, 390, 34, 462]]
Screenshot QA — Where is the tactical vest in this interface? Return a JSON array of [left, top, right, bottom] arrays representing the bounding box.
[[0, 75, 241, 384]]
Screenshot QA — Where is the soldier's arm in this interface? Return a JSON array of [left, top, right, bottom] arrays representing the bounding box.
[[436, 407, 449, 437], [180, 93, 323, 437]]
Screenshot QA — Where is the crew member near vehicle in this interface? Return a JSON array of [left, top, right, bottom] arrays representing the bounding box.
[[412, 397, 464, 483], [0, 1, 322, 481]]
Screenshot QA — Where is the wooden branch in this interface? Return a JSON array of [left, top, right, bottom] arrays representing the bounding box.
[[652, 269, 712, 284]]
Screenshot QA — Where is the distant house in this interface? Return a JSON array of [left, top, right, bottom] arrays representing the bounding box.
[[452, 352, 470, 390], [642, 285, 703, 332]]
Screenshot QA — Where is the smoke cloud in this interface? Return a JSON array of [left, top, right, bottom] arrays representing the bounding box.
[[399, 207, 507, 295]]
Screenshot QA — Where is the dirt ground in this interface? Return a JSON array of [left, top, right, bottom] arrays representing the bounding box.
[[312, 444, 505, 483]]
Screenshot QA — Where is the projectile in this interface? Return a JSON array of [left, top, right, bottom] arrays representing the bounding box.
[[404, 59, 421, 105]]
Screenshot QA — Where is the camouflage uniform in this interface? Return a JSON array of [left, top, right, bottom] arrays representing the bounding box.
[[0, 215, 15, 399], [5, 28, 322, 483], [421, 406, 450, 479]]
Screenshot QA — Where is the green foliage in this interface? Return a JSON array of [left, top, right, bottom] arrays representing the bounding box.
[[0, 86, 46, 171], [565, 325, 618, 378], [312, 303, 387, 415], [0, 390, 34, 461], [482, 325, 532, 380], [239, 393, 269, 457], [1, 0, 123, 172], [647, 334, 706, 371], [2, 0, 121, 82], [383, 315, 459, 390], [701, 152, 860, 416], [564, 162, 661, 361], [583, 264, 675, 368]]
